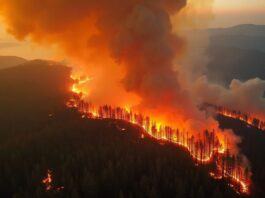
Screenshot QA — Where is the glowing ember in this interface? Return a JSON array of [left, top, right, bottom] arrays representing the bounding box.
[[42, 170, 64, 192], [42, 170, 52, 191]]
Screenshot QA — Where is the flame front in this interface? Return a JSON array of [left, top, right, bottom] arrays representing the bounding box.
[[66, 76, 251, 195], [70, 74, 93, 96], [205, 104, 265, 132]]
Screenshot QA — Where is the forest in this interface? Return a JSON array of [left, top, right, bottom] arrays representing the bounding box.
[[0, 61, 264, 197], [217, 115, 265, 197]]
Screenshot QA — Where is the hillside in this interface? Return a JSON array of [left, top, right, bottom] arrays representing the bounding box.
[[208, 24, 265, 52], [0, 61, 239, 197], [0, 60, 72, 138], [0, 55, 27, 69], [217, 115, 265, 197], [208, 24, 265, 37]]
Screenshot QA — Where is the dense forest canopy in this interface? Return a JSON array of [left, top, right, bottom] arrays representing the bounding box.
[[0, 61, 264, 197]]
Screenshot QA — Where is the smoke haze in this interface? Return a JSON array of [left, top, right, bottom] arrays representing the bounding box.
[[0, 0, 264, 158]]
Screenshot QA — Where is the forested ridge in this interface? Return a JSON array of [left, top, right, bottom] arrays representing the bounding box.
[[0, 110, 240, 198], [217, 115, 265, 197], [0, 60, 254, 197]]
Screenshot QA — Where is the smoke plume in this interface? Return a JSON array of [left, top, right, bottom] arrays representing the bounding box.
[[1, 0, 259, 155], [1, 0, 186, 112], [195, 77, 265, 120]]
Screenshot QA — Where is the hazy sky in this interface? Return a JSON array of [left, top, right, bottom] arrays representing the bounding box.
[[0, 0, 264, 59], [214, 0, 264, 10], [212, 0, 265, 27], [0, 25, 55, 59]]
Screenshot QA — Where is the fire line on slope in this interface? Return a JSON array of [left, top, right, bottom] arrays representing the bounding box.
[[66, 76, 251, 195], [203, 104, 265, 132]]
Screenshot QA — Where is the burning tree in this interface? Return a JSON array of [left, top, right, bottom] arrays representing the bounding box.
[[66, 93, 251, 195], [203, 103, 265, 132]]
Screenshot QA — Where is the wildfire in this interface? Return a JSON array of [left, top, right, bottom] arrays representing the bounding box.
[[42, 169, 64, 192], [204, 104, 265, 131], [70, 74, 92, 96], [66, 78, 251, 195], [42, 170, 52, 191]]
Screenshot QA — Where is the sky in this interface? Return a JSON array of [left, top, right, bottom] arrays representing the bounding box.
[[215, 0, 264, 10], [0, 25, 56, 60], [212, 0, 265, 27], [0, 0, 264, 59]]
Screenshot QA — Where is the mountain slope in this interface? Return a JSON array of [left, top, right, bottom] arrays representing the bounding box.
[[208, 24, 265, 37], [207, 24, 265, 52], [0, 59, 238, 198], [0, 59, 72, 132], [202, 24, 265, 85], [206, 46, 265, 86], [0, 55, 27, 69], [217, 115, 265, 197]]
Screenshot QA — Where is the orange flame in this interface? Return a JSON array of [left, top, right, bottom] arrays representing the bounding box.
[[207, 104, 265, 131], [66, 78, 251, 195], [42, 170, 52, 191], [70, 74, 93, 96], [42, 169, 64, 192]]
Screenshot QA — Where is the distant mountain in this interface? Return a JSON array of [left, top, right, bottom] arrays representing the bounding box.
[[0, 56, 27, 69], [206, 46, 265, 86], [202, 24, 265, 85], [0, 59, 237, 198], [207, 24, 265, 52], [208, 24, 265, 37]]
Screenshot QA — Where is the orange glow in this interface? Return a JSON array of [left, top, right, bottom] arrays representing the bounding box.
[[42, 170, 64, 192], [207, 104, 265, 132], [42, 170, 52, 191], [70, 74, 93, 96], [66, 80, 251, 195]]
